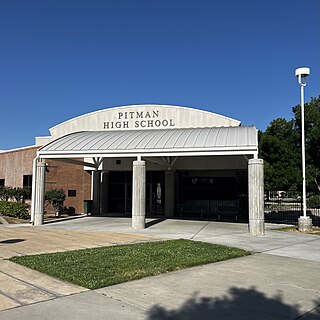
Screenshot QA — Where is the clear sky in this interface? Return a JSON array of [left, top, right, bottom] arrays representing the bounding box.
[[0, 0, 319, 150]]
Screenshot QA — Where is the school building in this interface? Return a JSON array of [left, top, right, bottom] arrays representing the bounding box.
[[0, 105, 264, 235]]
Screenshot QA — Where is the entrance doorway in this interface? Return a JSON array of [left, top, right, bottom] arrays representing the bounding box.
[[146, 171, 164, 216], [108, 171, 132, 214], [108, 171, 164, 216], [175, 170, 248, 221]]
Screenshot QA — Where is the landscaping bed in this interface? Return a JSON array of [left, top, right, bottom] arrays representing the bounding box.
[[0, 215, 29, 224], [274, 226, 320, 235]]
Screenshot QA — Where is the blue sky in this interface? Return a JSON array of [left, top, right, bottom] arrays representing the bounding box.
[[0, 0, 319, 150]]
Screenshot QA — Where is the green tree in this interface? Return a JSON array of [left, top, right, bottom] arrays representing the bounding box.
[[0, 186, 9, 201], [259, 118, 300, 191], [293, 96, 320, 193], [11, 187, 31, 203], [0, 186, 15, 201], [260, 95, 320, 193], [45, 189, 66, 215]]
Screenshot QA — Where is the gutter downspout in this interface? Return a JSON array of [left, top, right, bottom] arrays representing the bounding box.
[[30, 154, 40, 224]]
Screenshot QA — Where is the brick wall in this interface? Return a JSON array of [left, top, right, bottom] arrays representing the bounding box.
[[0, 146, 37, 187], [45, 159, 91, 213], [0, 147, 92, 214]]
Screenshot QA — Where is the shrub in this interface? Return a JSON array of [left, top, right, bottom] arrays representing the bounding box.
[[0, 201, 30, 220], [0, 186, 31, 202], [11, 187, 31, 202], [0, 186, 13, 201], [307, 195, 320, 209]]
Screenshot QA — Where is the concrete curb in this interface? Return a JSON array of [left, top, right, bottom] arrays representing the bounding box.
[[44, 214, 87, 224], [0, 216, 9, 225]]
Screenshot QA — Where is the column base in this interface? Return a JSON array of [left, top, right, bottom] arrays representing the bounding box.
[[34, 213, 44, 226], [132, 216, 145, 229], [249, 219, 265, 236], [298, 216, 312, 232]]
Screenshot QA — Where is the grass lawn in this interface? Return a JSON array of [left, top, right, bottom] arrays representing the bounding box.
[[10, 239, 249, 289], [274, 226, 320, 235]]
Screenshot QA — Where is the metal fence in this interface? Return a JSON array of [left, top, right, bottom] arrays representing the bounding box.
[[176, 198, 249, 222], [264, 191, 320, 227], [173, 192, 320, 226]]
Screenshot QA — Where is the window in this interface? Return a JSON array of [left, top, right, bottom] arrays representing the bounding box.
[[0, 179, 5, 187], [23, 175, 32, 199], [68, 189, 77, 197]]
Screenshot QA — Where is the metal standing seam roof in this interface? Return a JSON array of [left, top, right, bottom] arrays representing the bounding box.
[[39, 126, 258, 156]]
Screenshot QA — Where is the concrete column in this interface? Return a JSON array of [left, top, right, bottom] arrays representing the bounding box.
[[165, 170, 175, 218], [132, 160, 146, 229], [100, 171, 109, 214], [248, 159, 265, 236], [92, 170, 101, 215], [34, 161, 46, 226]]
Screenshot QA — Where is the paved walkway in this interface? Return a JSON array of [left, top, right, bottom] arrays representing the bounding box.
[[0, 223, 162, 312], [0, 225, 160, 259], [0, 217, 319, 319]]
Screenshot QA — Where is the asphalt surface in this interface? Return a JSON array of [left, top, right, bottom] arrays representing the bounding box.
[[0, 217, 319, 319]]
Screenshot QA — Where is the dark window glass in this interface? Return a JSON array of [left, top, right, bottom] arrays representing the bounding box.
[[109, 184, 125, 198], [68, 190, 77, 197], [179, 176, 237, 200], [0, 179, 5, 187], [23, 175, 32, 188], [23, 175, 32, 199]]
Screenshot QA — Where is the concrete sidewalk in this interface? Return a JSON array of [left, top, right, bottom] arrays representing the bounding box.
[[0, 225, 161, 259], [0, 218, 319, 319], [0, 224, 162, 312], [43, 217, 320, 262]]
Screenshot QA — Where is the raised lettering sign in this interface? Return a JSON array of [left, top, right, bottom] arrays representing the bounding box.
[[103, 109, 175, 130]]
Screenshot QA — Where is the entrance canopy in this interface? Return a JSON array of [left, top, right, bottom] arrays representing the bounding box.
[[38, 126, 258, 159], [32, 104, 264, 236]]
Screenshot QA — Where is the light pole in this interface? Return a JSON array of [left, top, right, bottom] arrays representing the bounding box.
[[295, 67, 312, 232]]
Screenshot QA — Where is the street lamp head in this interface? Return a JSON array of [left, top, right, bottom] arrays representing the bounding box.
[[295, 67, 310, 78], [295, 67, 310, 85]]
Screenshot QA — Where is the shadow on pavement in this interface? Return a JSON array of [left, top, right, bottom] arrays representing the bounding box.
[[146, 218, 166, 228], [147, 287, 320, 320], [0, 239, 25, 244]]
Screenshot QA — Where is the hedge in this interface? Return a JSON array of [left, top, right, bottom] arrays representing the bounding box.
[[0, 201, 30, 220]]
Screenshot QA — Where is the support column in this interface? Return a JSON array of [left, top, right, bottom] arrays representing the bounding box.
[[248, 159, 265, 236], [165, 170, 175, 218], [92, 170, 101, 215], [34, 160, 46, 226], [132, 160, 146, 229]]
